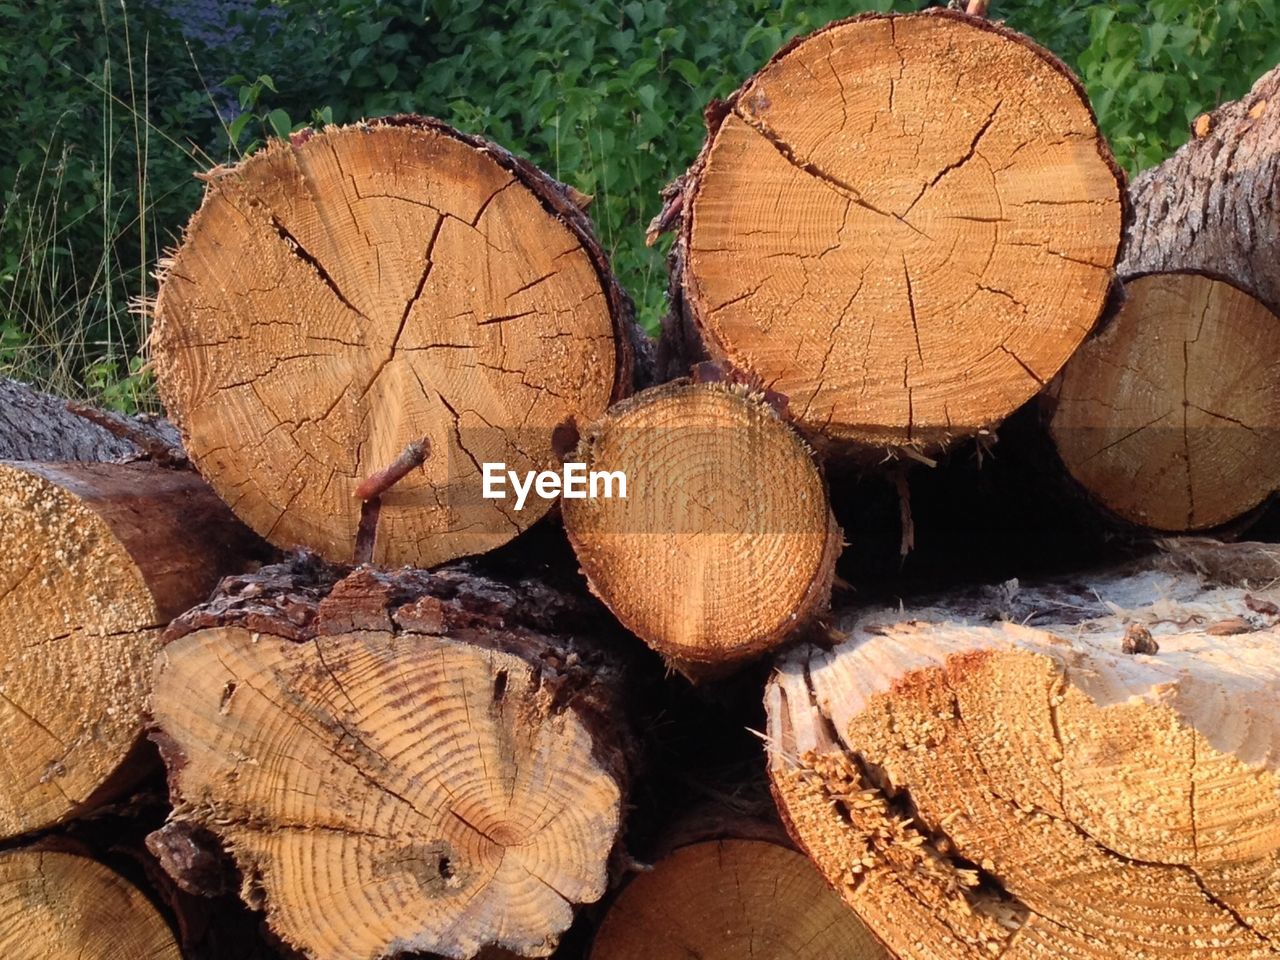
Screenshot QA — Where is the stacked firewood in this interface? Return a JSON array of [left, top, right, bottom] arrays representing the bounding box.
[[5, 8, 1280, 959]]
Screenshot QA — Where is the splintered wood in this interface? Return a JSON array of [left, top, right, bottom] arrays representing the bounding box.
[[153, 118, 633, 567], [0, 848, 182, 959], [562, 380, 840, 668], [150, 562, 630, 960], [1050, 272, 1280, 531], [669, 10, 1123, 452], [0, 461, 257, 838], [766, 541, 1280, 958]]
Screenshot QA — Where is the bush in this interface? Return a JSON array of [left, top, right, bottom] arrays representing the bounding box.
[[3, 0, 1279, 407]]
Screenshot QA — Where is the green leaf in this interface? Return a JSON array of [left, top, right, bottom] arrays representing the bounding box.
[[268, 109, 292, 140], [228, 112, 252, 145], [669, 57, 701, 85]]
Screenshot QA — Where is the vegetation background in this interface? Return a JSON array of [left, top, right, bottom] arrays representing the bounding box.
[[2, 0, 1278, 410]]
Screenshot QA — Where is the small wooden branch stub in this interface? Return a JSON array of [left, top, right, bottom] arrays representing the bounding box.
[[354, 438, 432, 502]]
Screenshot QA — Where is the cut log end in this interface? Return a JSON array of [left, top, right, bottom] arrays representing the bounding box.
[[0, 461, 256, 838], [1050, 272, 1280, 531], [151, 565, 629, 960], [589, 838, 888, 959], [0, 848, 182, 959], [153, 118, 633, 568], [562, 380, 840, 667], [766, 542, 1280, 959], [678, 10, 1122, 451]]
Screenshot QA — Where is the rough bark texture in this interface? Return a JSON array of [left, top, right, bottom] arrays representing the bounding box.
[[150, 556, 636, 960], [1121, 64, 1280, 312], [562, 378, 841, 672], [0, 460, 265, 839], [654, 8, 1123, 457], [153, 116, 652, 569], [0, 378, 179, 462], [767, 540, 1280, 959]]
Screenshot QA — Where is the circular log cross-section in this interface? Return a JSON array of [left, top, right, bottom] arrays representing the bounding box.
[[1050, 272, 1280, 530], [590, 838, 888, 960], [767, 543, 1280, 959], [562, 380, 840, 668], [154, 118, 633, 567], [0, 461, 256, 838], [675, 10, 1123, 451], [151, 566, 629, 960], [0, 848, 181, 960]]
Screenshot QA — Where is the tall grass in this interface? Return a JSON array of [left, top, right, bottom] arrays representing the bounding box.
[[0, 0, 220, 411]]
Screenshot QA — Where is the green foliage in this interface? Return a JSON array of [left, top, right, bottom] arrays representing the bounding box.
[[225, 73, 334, 152], [1069, 0, 1280, 169], [3, 0, 1280, 406]]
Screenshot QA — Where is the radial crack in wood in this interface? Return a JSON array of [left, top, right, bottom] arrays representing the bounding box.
[[153, 117, 638, 567], [0, 460, 261, 839], [150, 561, 632, 960], [0, 847, 182, 959], [1049, 272, 1280, 531], [766, 540, 1280, 958], [562, 380, 840, 671], [589, 837, 889, 959], [665, 9, 1123, 453]]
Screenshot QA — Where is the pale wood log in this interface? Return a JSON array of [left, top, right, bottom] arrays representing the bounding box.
[[1048, 271, 1280, 531], [0, 845, 182, 959], [653, 9, 1123, 457], [767, 540, 1280, 958], [562, 377, 840, 672], [0, 460, 262, 838], [153, 117, 648, 568]]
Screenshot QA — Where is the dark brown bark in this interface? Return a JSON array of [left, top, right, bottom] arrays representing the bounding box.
[[0, 378, 179, 462], [1121, 64, 1280, 311]]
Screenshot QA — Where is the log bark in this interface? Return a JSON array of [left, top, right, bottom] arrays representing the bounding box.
[[149, 557, 635, 960], [0, 460, 263, 839], [0, 845, 183, 959], [589, 815, 888, 959], [1047, 271, 1280, 531], [653, 8, 1124, 456], [561, 378, 840, 672], [0, 377, 179, 462], [1121, 63, 1280, 312], [766, 540, 1280, 959], [153, 116, 649, 569]]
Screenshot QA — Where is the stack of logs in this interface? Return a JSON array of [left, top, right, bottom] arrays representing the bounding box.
[[4, 7, 1280, 959]]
